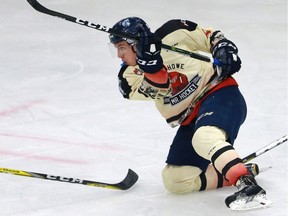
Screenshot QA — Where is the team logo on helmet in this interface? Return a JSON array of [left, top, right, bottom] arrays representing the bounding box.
[[121, 19, 131, 28]]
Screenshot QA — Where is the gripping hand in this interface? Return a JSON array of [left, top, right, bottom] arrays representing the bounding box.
[[136, 26, 163, 74], [212, 39, 242, 79]]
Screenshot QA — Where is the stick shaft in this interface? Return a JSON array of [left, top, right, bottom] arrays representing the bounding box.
[[0, 167, 138, 190], [26, 0, 212, 63], [242, 134, 287, 163]]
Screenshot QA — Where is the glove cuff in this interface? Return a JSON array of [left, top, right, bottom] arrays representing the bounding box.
[[137, 56, 164, 74]]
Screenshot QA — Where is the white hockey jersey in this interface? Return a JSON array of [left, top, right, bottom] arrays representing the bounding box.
[[117, 19, 238, 127]]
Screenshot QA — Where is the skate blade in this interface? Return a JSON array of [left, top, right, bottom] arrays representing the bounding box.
[[229, 194, 273, 211]]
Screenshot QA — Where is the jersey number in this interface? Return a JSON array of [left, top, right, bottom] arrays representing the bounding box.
[[137, 59, 158, 66]]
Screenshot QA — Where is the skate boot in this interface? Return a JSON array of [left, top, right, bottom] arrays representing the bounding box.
[[245, 163, 259, 177], [225, 175, 272, 211]]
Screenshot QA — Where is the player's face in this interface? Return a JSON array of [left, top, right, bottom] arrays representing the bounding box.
[[114, 41, 137, 66]]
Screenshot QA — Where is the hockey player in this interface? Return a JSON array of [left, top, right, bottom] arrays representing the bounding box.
[[109, 17, 271, 210]]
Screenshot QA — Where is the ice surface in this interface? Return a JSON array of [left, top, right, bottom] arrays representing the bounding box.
[[0, 0, 287, 215]]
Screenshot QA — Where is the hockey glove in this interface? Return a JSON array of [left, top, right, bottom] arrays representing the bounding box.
[[212, 39, 242, 79], [136, 27, 163, 74]]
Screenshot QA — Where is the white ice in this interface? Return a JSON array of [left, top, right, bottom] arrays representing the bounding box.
[[0, 0, 287, 215]]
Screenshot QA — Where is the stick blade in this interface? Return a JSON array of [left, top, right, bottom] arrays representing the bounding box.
[[27, 0, 44, 11], [114, 169, 138, 190], [27, 0, 55, 15]]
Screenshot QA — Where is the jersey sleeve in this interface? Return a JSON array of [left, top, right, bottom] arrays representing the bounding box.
[[118, 65, 172, 100], [118, 65, 146, 100]]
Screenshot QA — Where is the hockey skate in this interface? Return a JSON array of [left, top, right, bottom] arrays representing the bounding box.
[[225, 175, 272, 211]]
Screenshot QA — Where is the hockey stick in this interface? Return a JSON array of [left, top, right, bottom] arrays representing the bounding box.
[[0, 167, 138, 190], [1, 136, 285, 189], [26, 0, 213, 63], [242, 134, 288, 163]]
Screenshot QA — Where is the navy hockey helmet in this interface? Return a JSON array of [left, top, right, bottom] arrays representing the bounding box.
[[109, 17, 149, 45]]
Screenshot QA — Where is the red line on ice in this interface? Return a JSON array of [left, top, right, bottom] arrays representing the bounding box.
[[0, 133, 124, 151], [0, 100, 44, 117], [0, 149, 87, 164]]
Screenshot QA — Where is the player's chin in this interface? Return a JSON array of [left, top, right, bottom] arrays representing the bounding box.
[[126, 61, 137, 67]]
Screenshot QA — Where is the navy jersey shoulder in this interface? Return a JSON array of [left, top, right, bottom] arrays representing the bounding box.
[[155, 19, 198, 39]]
